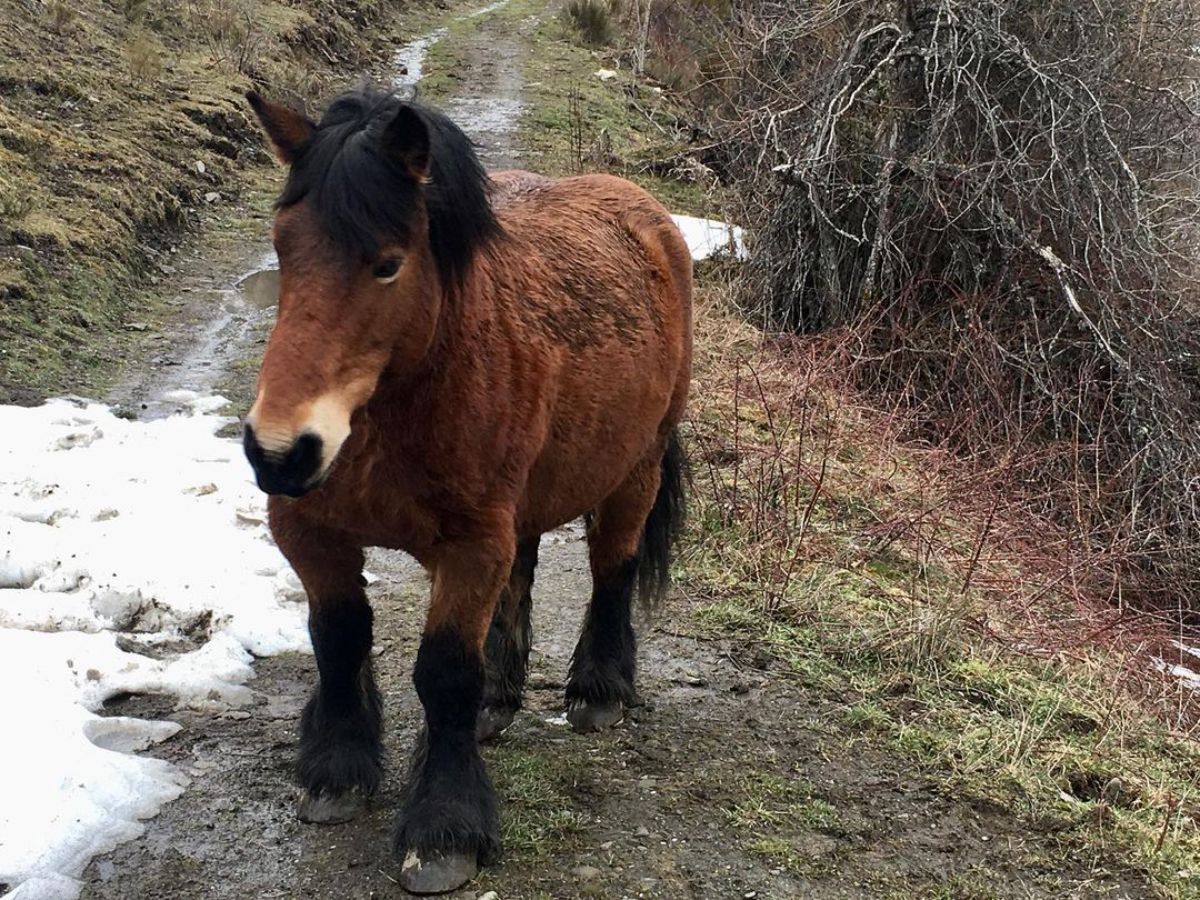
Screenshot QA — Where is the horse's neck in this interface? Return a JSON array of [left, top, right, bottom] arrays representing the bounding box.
[[373, 270, 498, 422]]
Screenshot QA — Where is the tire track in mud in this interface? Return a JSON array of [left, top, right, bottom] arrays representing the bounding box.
[[79, 3, 1159, 898]]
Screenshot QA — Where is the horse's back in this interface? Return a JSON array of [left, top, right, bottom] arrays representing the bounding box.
[[490, 169, 692, 350], [484, 171, 692, 532]]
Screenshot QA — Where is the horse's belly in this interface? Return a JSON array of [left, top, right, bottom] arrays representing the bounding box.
[[519, 372, 675, 533]]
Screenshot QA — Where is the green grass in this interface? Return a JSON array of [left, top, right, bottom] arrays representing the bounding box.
[[486, 743, 591, 861], [720, 771, 851, 879]]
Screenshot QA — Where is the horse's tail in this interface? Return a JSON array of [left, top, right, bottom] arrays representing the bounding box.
[[638, 428, 687, 609]]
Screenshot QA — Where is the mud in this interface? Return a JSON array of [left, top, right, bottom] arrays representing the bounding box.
[[80, 539, 1153, 899], [71, 3, 1158, 898]]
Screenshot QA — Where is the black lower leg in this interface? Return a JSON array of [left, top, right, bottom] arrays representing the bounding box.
[[296, 600, 382, 809], [566, 557, 639, 709], [481, 536, 538, 727], [395, 629, 500, 870]]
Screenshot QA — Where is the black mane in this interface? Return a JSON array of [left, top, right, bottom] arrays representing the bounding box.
[[277, 86, 500, 286]]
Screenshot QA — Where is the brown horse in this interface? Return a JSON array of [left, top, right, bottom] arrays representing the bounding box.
[[242, 86, 692, 894]]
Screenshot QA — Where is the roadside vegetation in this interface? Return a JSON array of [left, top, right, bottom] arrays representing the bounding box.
[[519, 1, 1200, 894]]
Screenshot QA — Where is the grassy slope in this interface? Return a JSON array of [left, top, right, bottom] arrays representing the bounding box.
[[421, 2, 1200, 896], [0, 0, 471, 402]]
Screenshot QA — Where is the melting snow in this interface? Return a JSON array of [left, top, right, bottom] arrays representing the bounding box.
[[0, 396, 308, 899], [671, 214, 748, 262], [1153, 642, 1200, 693]]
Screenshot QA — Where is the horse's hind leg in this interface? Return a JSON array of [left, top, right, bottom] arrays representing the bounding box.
[[270, 512, 382, 824], [566, 454, 661, 732], [478, 535, 539, 742]]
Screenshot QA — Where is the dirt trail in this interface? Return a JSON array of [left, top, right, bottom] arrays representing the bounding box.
[[76, 4, 1157, 899]]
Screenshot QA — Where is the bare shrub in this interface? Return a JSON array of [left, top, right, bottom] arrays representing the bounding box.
[[122, 0, 150, 22], [702, 0, 1200, 612], [124, 28, 164, 82], [44, 0, 77, 33], [564, 0, 616, 46], [186, 0, 263, 74]]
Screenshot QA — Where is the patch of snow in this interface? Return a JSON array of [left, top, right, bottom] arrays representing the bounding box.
[[1152, 655, 1200, 691], [671, 214, 748, 262], [1173, 639, 1200, 660], [0, 398, 309, 899]]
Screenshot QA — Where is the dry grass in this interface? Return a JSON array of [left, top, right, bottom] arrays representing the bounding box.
[[124, 29, 164, 82], [682, 279, 1200, 895], [562, 0, 615, 46], [44, 0, 77, 33]]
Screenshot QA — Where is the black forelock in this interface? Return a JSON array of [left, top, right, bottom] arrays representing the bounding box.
[[276, 86, 500, 287]]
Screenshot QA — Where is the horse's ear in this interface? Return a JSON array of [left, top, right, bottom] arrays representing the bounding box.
[[383, 105, 431, 183], [246, 91, 315, 165]]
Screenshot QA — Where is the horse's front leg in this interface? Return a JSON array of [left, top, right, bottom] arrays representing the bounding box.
[[270, 503, 382, 824], [395, 533, 513, 894]]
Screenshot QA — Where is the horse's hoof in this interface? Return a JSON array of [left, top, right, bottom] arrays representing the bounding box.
[[567, 699, 624, 733], [399, 849, 478, 895], [476, 705, 516, 742], [296, 789, 367, 824]]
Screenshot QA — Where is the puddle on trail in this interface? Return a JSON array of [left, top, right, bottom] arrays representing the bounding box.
[[392, 0, 512, 91], [395, 0, 523, 168], [237, 265, 280, 311]]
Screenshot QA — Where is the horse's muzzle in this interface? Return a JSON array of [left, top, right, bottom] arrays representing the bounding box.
[[243, 424, 324, 498]]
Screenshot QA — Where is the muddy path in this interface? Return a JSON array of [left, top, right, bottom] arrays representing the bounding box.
[[75, 3, 1157, 898]]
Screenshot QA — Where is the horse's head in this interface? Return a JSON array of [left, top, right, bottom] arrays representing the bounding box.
[[242, 88, 496, 497]]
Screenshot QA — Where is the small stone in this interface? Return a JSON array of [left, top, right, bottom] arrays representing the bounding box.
[[204, 191, 221, 203], [477, 893, 499, 900], [594, 68, 618, 81], [123, 321, 149, 332], [635, 825, 650, 838], [195, 160, 206, 174]]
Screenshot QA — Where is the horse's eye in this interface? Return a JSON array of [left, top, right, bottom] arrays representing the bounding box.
[[373, 259, 401, 282]]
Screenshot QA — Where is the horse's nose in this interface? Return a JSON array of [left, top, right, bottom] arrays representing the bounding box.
[[243, 423, 324, 497]]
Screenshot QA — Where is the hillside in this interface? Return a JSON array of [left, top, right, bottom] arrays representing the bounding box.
[[0, 0, 449, 400]]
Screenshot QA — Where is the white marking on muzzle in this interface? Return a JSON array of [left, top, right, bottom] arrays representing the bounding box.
[[246, 390, 355, 477], [303, 393, 354, 474]]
